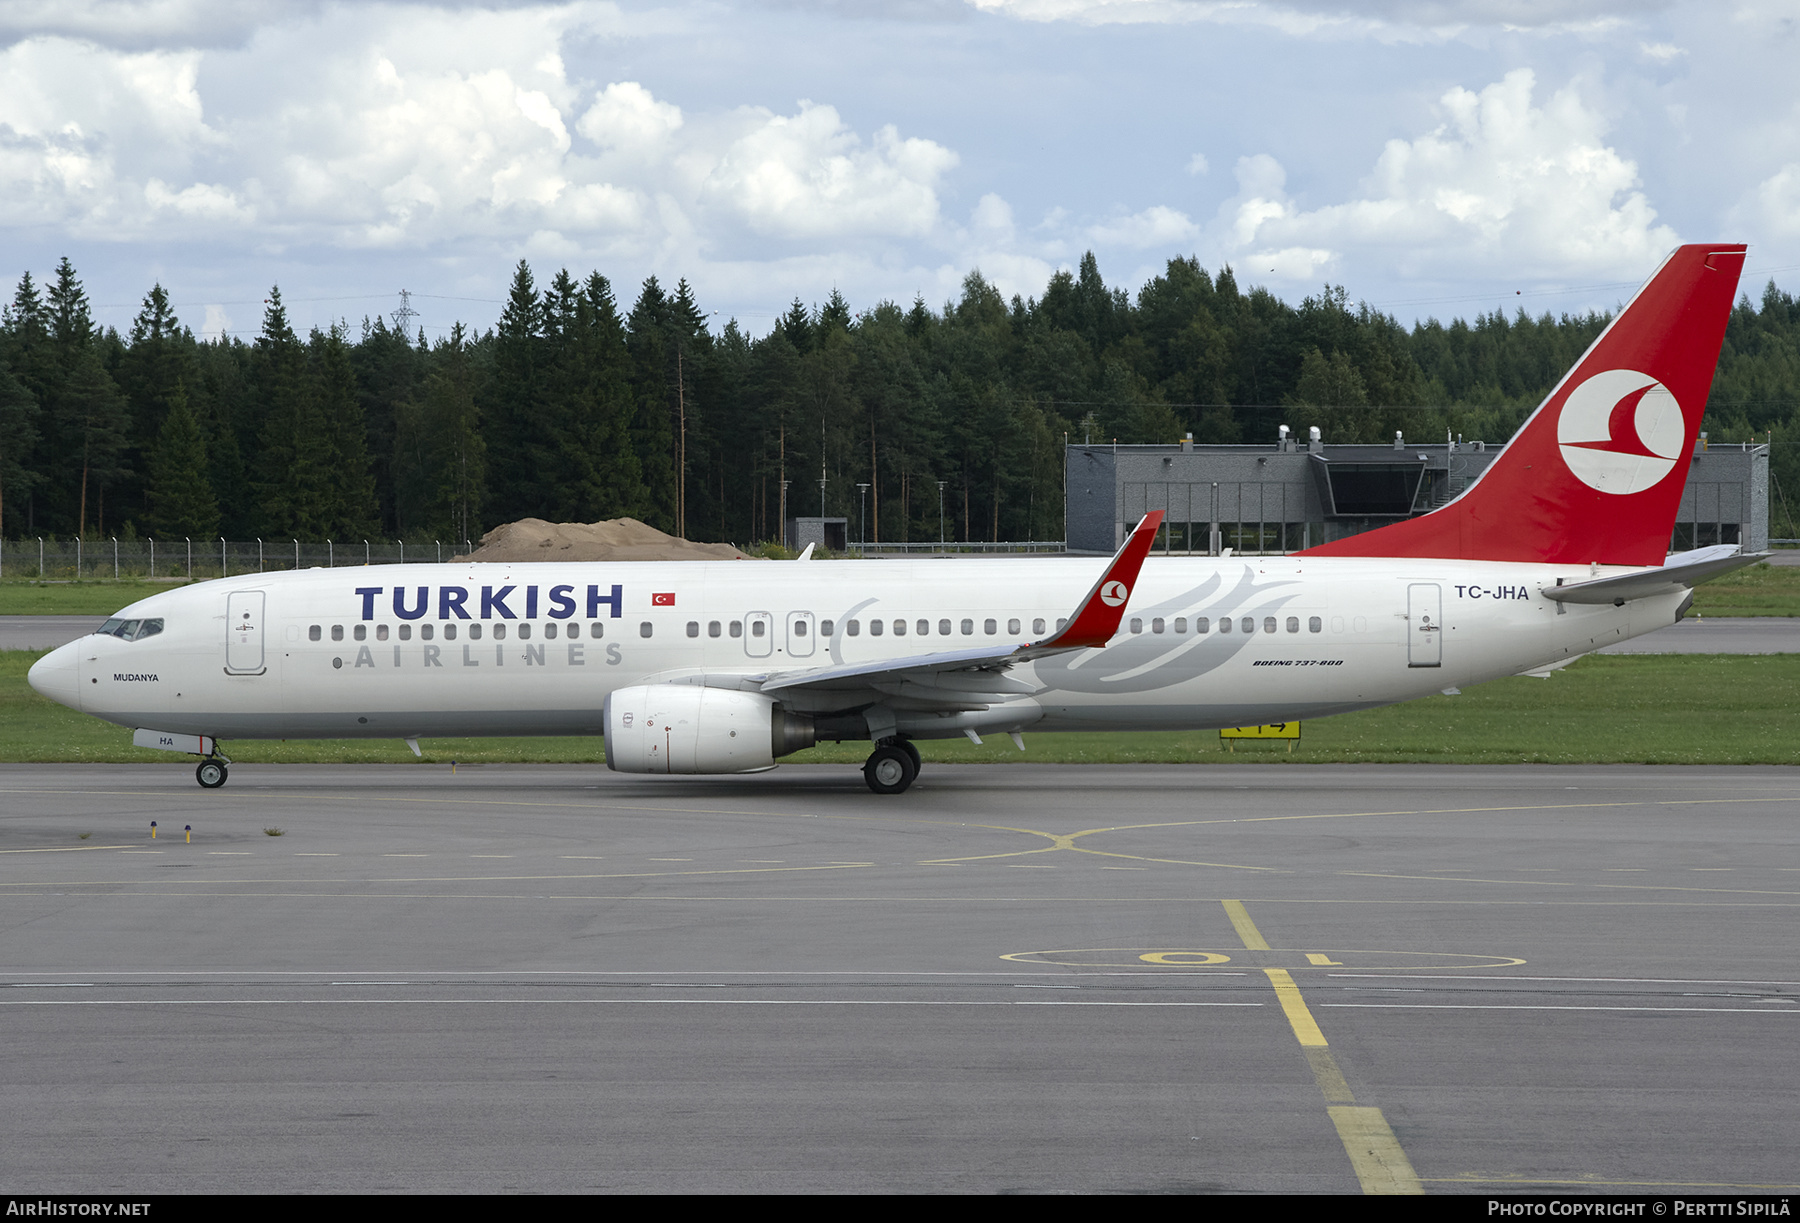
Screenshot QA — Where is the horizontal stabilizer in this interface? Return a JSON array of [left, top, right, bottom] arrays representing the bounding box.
[[1540, 546, 1766, 605]]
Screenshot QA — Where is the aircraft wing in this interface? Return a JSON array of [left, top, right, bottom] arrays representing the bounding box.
[[1540, 545, 1767, 605], [755, 511, 1165, 704]]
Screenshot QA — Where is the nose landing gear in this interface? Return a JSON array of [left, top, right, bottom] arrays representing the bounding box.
[[863, 738, 920, 794]]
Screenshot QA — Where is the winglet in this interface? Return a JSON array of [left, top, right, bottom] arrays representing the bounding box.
[[1025, 511, 1164, 652]]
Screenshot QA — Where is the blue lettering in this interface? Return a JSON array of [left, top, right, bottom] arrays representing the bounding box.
[[440, 587, 470, 619], [481, 585, 517, 619], [525, 586, 539, 619], [394, 587, 428, 620], [588, 584, 623, 619], [548, 585, 575, 620], [355, 587, 382, 620]]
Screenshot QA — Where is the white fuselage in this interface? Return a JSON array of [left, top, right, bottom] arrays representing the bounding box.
[[34, 555, 1681, 745]]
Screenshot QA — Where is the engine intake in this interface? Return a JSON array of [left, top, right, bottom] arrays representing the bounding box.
[[603, 685, 814, 774]]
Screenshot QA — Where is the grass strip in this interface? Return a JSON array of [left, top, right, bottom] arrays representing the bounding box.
[[2, 651, 1795, 767]]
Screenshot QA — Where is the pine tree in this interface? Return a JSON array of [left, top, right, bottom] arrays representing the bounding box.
[[0, 359, 40, 539], [145, 386, 219, 539], [61, 348, 132, 537], [312, 324, 380, 538], [253, 288, 330, 536]]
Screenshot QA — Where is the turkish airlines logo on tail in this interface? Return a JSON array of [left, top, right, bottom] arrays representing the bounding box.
[[1556, 368, 1685, 495], [1099, 580, 1129, 607]]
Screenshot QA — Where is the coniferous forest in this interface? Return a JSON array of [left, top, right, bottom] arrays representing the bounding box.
[[2, 253, 1797, 549]]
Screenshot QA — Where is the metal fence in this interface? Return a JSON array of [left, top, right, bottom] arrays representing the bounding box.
[[0, 539, 477, 582], [856, 540, 1067, 555]]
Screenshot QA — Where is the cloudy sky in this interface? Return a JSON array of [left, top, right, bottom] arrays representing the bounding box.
[[3, 0, 1796, 341]]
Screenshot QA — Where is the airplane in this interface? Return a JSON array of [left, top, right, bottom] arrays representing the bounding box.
[[28, 244, 1758, 794]]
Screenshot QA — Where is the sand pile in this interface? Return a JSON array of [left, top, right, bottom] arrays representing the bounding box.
[[455, 518, 752, 563]]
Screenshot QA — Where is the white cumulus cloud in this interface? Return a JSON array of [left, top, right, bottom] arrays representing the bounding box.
[[1217, 69, 1679, 281]]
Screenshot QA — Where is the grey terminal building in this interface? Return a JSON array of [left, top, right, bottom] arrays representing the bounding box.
[[1065, 429, 1769, 556]]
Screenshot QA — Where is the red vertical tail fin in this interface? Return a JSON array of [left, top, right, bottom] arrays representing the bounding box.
[[1301, 245, 1747, 565]]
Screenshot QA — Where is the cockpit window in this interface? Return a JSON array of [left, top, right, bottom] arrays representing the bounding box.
[[96, 617, 163, 642]]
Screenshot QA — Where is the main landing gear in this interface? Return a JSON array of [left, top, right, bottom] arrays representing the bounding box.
[[195, 758, 230, 789], [863, 738, 921, 795]]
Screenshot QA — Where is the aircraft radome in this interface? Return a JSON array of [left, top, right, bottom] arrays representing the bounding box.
[[29, 245, 1759, 794]]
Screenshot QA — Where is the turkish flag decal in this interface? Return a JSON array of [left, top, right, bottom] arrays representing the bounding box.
[[652, 592, 676, 606]]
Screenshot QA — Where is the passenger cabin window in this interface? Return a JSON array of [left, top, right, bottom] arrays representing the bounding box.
[[1242, 617, 1255, 634], [518, 623, 531, 640], [1309, 617, 1323, 633], [984, 619, 996, 635], [421, 624, 435, 641], [1007, 619, 1020, 635], [1220, 617, 1232, 634], [444, 624, 457, 641], [793, 620, 808, 638], [309, 625, 322, 642], [331, 625, 344, 641], [545, 623, 558, 639], [639, 622, 653, 638], [708, 621, 722, 638], [1130, 618, 1143, 634], [376, 624, 389, 641], [687, 621, 700, 638], [893, 620, 906, 636], [847, 620, 861, 637], [1033, 618, 1046, 635], [730, 621, 743, 638], [1152, 618, 1164, 634], [960, 619, 973, 636], [1263, 617, 1277, 634], [869, 620, 883, 636], [922, 619, 935, 636], [821, 620, 834, 637], [471, 624, 484, 640], [353, 624, 366, 641], [591, 623, 605, 639], [399, 624, 412, 641], [1195, 618, 1209, 633], [565, 623, 579, 639], [1286, 617, 1300, 634], [493, 624, 506, 640], [1174, 617, 1187, 634], [751, 620, 765, 638]]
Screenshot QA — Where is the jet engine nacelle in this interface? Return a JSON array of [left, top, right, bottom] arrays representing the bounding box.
[[602, 685, 814, 774]]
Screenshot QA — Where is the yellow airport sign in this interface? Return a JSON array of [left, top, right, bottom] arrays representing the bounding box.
[[1220, 722, 1301, 752]]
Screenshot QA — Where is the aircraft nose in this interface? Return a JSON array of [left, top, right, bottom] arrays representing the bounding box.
[[28, 642, 83, 712]]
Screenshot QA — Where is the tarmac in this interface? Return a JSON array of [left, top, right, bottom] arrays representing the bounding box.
[[2, 762, 1797, 1193]]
